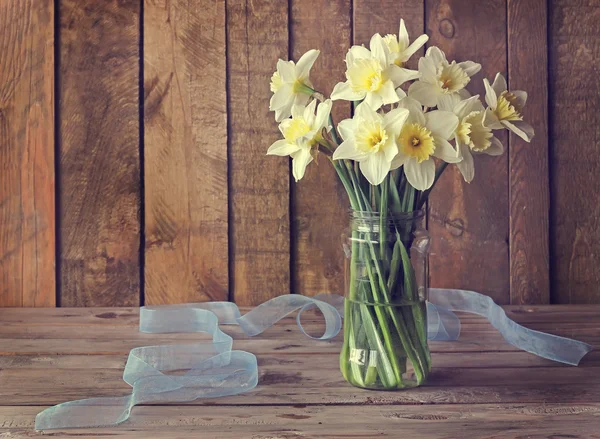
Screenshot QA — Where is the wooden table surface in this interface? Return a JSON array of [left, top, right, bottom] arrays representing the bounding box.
[[0, 305, 599, 438]]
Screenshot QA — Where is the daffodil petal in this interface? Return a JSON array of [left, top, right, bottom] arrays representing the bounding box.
[[390, 151, 408, 170], [302, 100, 317, 124], [458, 61, 482, 77], [291, 149, 313, 182], [314, 99, 332, 130], [277, 59, 296, 83], [426, 110, 459, 140], [296, 49, 320, 79], [360, 152, 391, 186], [426, 46, 447, 66], [503, 120, 535, 142], [331, 81, 364, 101], [398, 19, 409, 50], [291, 104, 304, 119], [451, 94, 481, 118], [387, 65, 420, 87], [408, 81, 439, 107], [346, 45, 371, 65], [418, 56, 437, 83], [483, 108, 503, 129], [355, 102, 380, 122], [383, 139, 398, 162], [483, 78, 497, 109], [364, 91, 384, 111], [404, 158, 435, 190], [332, 139, 366, 161], [401, 34, 429, 62], [512, 90, 527, 108], [436, 93, 462, 112], [432, 136, 461, 163], [271, 83, 294, 110], [267, 139, 299, 156], [383, 107, 410, 136], [337, 118, 355, 141], [370, 33, 389, 66], [378, 80, 401, 105], [491, 72, 507, 96], [456, 143, 475, 183], [485, 136, 504, 156], [397, 96, 426, 126]]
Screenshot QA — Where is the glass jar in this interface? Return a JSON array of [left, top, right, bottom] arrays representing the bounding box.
[[340, 209, 431, 389]]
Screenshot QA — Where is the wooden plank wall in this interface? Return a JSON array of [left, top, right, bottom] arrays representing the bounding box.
[[0, 0, 598, 307]]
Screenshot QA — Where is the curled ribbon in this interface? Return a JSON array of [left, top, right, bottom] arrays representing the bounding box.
[[35, 289, 592, 430]]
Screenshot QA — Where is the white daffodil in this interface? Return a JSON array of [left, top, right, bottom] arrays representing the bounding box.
[[483, 73, 534, 142], [438, 94, 504, 183], [269, 49, 320, 122], [408, 47, 481, 108], [267, 99, 332, 181], [332, 103, 409, 185], [331, 34, 420, 110], [391, 97, 461, 190], [382, 18, 429, 67]]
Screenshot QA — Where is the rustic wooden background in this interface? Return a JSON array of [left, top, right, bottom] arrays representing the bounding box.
[[1, 0, 598, 307]]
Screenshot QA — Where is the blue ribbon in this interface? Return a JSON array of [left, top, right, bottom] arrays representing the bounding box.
[[35, 289, 592, 430]]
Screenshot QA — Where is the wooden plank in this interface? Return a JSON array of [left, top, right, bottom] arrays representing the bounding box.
[[290, 0, 351, 297], [549, 0, 600, 304], [507, 0, 550, 305], [58, 0, 141, 306], [0, 310, 598, 356], [0, 0, 55, 306], [143, 0, 228, 304], [2, 358, 600, 406], [3, 305, 600, 326], [427, 0, 510, 304], [227, 0, 290, 305], [2, 404, 600, 438]]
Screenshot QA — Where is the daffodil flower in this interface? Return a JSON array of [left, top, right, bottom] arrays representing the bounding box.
[[267, 99, 332, 181], [391, 97, 461, 190], [408, 47, 481, 108], [383, 18, 429, 67], [269, 50, 320, 122], [331, 34, 420, 110], [438, 94, 504, 183], [332, 103, 409, 185], [483, 73, 534, 142]]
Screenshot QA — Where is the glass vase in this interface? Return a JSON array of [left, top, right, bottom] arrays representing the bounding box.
[[340, 209, 431, 390]]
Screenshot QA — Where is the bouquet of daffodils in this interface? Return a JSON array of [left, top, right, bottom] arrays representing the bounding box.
[[267, 19, 534, 390]]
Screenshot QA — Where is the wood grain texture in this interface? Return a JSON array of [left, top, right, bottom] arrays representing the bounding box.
[[58, 0, 141, 306], [290, 0, 351, 297], [0, 0, 54, 306], [549, 0, 600, 304], [0, 306, 599, 437], [508, 0, 550, 305], [143, 0, 228, 304], [3, 404, 600, 438], [427, 0, 510, 304], [227, 0, 290, 305]]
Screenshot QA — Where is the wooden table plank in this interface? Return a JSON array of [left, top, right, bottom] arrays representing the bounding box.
[[1, 404, 599, 438], [0, 305, 597, 436]]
